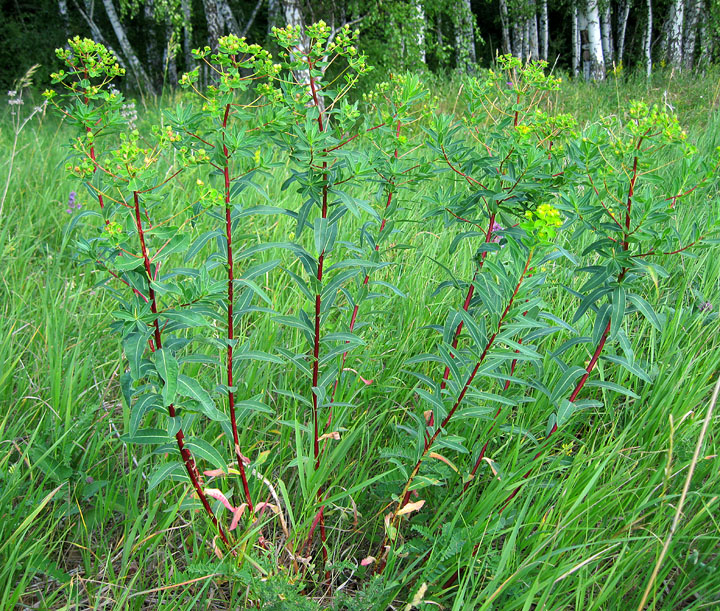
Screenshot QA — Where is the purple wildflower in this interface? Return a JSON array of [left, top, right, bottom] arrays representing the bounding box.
[[65, 191, 80, 214], [699, 301, 713, 312], [490, 219, 503, 243]]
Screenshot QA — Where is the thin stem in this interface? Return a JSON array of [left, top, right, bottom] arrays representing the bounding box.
[[221, 103, 253, 512], [375, 248, 534, 574], [132, 191, 230, 547], [440, 213, 497, 391]]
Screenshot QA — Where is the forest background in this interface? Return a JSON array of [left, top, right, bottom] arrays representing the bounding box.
[[2, 0, 720, 93]]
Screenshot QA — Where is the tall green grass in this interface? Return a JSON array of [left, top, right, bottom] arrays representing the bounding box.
[[1, 73, 719, 609]]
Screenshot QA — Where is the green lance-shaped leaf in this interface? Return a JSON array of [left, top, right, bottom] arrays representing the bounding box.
[[148, 461, 187, 491], [124, 330, 152, 380], [130, 392, 163, 437], [185, 438, 227, 473], [627, 293, 663, 331], [177, 375, 228, 421], [155, 348, 179, 406]]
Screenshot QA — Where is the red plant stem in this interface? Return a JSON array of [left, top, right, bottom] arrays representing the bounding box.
[[220, 104, 254, 512], [133, 190, 229, 547], [375, 249, 534, 575], [307, 61, 329, 572], [440, 213, 497, 391], [82, 80, 107, 222], [501, 152, 643, 508]]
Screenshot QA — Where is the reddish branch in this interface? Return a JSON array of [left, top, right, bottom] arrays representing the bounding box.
[[222, 102, 253, 512], [375, 249, 534, 574], [132, 190, 229, 547]]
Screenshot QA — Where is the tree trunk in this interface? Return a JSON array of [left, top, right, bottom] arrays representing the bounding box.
[[616, 0, 631, 62], [667, 0, 684, 68], [455, 0, 476, 71], [601, 2, 614, 67], [499, 0, 512, 54], [282, 0, 311, 91], [102, 0, 156, 94], [144, 0, 162, 87], [202, 0, 223, 52], [539, 0, 549, 60], [268, 0, 281, 33], [529, 1, 540, 59], [181, 0, 194, 71], [585, 0, 606, 79], [697, 0, 711, 66], [219, 0, 240, 35], [415, 0, 426, 65], [58, 0, 71, 38], [523, 17, 530, 59], [644, 0, 653, 76], [512, 19, 523, 57], [572, 3, 580, 75], [683, 0, 701, 69]]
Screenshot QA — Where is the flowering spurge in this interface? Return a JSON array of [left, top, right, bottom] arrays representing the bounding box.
[[498, 101, 720, 502], [375, 208, 566, 574]]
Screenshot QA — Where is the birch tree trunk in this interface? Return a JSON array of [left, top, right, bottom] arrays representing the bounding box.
[[58, 0, 71, 38], [644, 0, 653, 76], [512, 20, 523, 57], [102, 0, 156, 94], [415, 0, 426, 65], [144, 0, 161, 86], [268, 0, 281, 32], [499, 0, 512, 54], [667, 0, 685, 68], [586, 0, 606, 79], [202, 0, 223, 52], [219, 0, 240, 35], [181, 0, 194, 71], [455, 0, 476, 71], [282, 0, 311, 94], [523, 17, 530, 59], [601, 2, 614, 66], [616, 0, 631, 62], [572, 3, 580, 75], [697, 0, 711, 66], [529, 1, 540, 60], [540, 0, 549, 60], [683, 0, 702, 69]]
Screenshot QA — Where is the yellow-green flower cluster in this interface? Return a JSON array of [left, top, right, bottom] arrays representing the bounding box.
[[522, 203, 563, 242]]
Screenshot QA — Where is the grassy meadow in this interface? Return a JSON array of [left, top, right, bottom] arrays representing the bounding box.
[[1, 68, 720, 610]]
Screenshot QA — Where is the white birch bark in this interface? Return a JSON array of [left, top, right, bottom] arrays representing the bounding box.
[[523, 17, 530, 59], [667, 0, 685, 68], [540, 0, 549, 60], [102, 0, 156, 94], [268, 0, 281, 32], [530, 1, 540, 60], [697, 0, 711, 66], [219, 0, 240, 35], [512, 21, 523, 57], [601, 2, 614, 66], [644, 0, 653, 76], [499, 0, 512, 54], [58, 0, 71, 38], [415, 0, 426, 65], [683, 0, 702, 69], [586, 0, 606, 79], [181, 0, 194, 71], [282, 0, 311, 96], [572, 3, 580, 75], [202, 0, 223, 51], [455, 0, 476, 71], [616, 0, 631, 62]]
